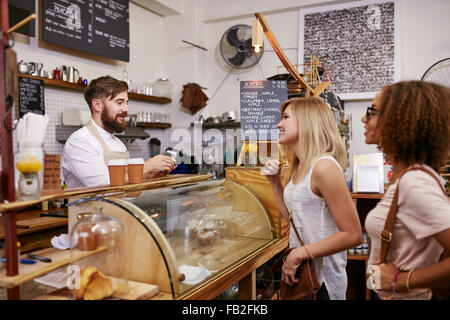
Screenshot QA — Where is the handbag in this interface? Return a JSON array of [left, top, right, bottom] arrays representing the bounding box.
[[380, 166, 449, 299], [273, 211, 320, 300]]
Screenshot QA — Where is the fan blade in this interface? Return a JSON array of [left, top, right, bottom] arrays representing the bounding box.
[[227, 28, 241, 48], [243, 38, 258, 55], [244, 38, 254, 50], [228, 51, 247, 67]]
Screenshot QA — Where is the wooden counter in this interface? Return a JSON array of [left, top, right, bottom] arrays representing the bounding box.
[[0, 174, 212, 300], [1, 173, 289, 300], [225, 167, 291, 238], [33, 236, 289, 300]]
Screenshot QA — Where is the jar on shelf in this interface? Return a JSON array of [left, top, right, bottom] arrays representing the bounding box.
[[152, 77, 173, 98], [15, 144, 44, 200], [362, 232, 370, 255], [68, 206, 128, 300]]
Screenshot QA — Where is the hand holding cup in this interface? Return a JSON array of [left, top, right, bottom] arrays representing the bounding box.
[[261, 159, 281, 183]]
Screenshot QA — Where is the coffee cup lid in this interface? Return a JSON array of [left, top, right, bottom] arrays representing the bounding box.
[[127, 158, 144, 165], [108, 159, 127, 166]]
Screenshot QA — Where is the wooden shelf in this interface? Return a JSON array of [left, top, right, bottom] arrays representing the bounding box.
[[136, 122, 172, 129], [347, 254, 369, 261], [18, 74, 171, 104], [202, 121, 241, 129], [128, 92, 171, 104], [0, 246, 106, 289], [351, 193, 384, 200]]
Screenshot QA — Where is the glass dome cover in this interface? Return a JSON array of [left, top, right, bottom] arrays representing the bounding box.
[[68, 205, 128, 300]]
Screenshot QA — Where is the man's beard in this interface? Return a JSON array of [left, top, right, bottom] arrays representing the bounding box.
[[101, 108, 128, 133]]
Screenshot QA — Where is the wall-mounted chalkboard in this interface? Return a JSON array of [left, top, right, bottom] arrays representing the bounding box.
[[240, 80, 287, 141], [18, 76, 45, 118], [8, 0, 36, 37], [42, 0, 129, 62]]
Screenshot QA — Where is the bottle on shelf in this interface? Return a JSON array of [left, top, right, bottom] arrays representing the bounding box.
[[362, 232, 370, 255], [122, 69, 129, 86]]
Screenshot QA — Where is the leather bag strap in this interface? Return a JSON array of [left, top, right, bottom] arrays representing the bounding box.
[[287, 210, 306, 247], [380, 167, 447, 263]]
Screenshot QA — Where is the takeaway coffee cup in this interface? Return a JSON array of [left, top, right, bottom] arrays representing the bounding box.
[[108, 159, 127, 186], [127, 158, 144, 184]]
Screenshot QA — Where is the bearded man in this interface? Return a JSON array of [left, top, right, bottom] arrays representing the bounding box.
[[62, 76, 175, 188]]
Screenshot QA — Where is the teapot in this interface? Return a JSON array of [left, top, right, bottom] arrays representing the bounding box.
[[17, 60, 33, 74]]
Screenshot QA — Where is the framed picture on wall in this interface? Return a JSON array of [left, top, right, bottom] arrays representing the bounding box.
[[298, 0, 401, 100]]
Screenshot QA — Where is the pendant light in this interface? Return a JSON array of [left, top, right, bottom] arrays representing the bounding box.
[[252, 18, 263, 53]]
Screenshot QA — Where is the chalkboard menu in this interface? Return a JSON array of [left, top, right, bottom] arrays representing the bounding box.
[[18, 76, 45, 118], [42, 0, 129, 62], [240, 80, 287, 141]]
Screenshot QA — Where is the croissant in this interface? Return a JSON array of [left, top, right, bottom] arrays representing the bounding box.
[[73, 266, 100, 300], [83, 273, 116, 300]]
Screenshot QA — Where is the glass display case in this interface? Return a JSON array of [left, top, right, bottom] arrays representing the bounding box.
[[68, 179, 277, 299]]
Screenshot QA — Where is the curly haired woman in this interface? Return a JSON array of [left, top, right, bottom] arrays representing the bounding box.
[[362, 81, 450, 300]]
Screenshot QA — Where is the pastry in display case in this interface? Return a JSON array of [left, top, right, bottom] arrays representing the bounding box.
[[68, 206, 128, 300], [67, 178, 278, 299]]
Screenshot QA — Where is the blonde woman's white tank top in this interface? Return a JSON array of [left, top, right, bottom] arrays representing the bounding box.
[[283, 155, 348, 300]]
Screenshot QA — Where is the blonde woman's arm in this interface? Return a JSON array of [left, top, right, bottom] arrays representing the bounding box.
[[283, 159, 361, 285], [263, 160, 290, 223]]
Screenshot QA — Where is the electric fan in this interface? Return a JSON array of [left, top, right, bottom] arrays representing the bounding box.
[[421, 58, 450, 87], [219, 24, 264, 70]]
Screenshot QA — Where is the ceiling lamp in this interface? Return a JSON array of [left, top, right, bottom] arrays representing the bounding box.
[[252, 18, 263, 53]]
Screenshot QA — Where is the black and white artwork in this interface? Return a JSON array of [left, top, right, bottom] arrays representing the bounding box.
[[299, 0, 399, 99]]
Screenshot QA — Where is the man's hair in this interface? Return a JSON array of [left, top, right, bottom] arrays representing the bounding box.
[[84, 76, 128, 111], [378, 80, 450, 171]]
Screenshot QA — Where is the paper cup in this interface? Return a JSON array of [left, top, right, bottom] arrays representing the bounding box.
[[127, 158, 144, 184], [108, 159, 127, 186]]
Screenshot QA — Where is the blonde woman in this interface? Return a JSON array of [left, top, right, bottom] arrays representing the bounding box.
[[263, 97, 361, 300]]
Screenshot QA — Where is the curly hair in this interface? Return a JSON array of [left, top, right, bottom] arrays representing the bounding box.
[[377, 81, 450, 171]]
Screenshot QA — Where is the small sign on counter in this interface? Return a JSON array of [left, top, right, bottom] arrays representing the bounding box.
[[240, 80, 287, 141]]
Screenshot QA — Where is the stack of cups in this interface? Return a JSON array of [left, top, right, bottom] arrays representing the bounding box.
[[127, 158, 144, 184]]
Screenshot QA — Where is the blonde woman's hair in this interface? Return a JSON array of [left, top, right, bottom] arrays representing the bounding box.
[[280, 97, 348, 181]]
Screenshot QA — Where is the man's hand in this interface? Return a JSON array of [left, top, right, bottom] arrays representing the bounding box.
[[143, 155, 176, 178]]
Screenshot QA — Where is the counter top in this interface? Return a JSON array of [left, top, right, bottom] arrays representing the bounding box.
[[0, 174, 212, 213]]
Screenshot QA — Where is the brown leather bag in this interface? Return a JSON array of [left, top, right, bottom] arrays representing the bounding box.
[[380, 166, 449, 299], [273, 212, 320, 300]]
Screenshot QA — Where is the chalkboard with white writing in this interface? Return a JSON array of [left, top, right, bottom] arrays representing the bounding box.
[[240, 80, 287, 141], [42, 0, 129, 62], [18, 76, 45, 118]]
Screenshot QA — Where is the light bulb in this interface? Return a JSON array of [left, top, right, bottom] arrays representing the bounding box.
[[254, 46, 260, 53]]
